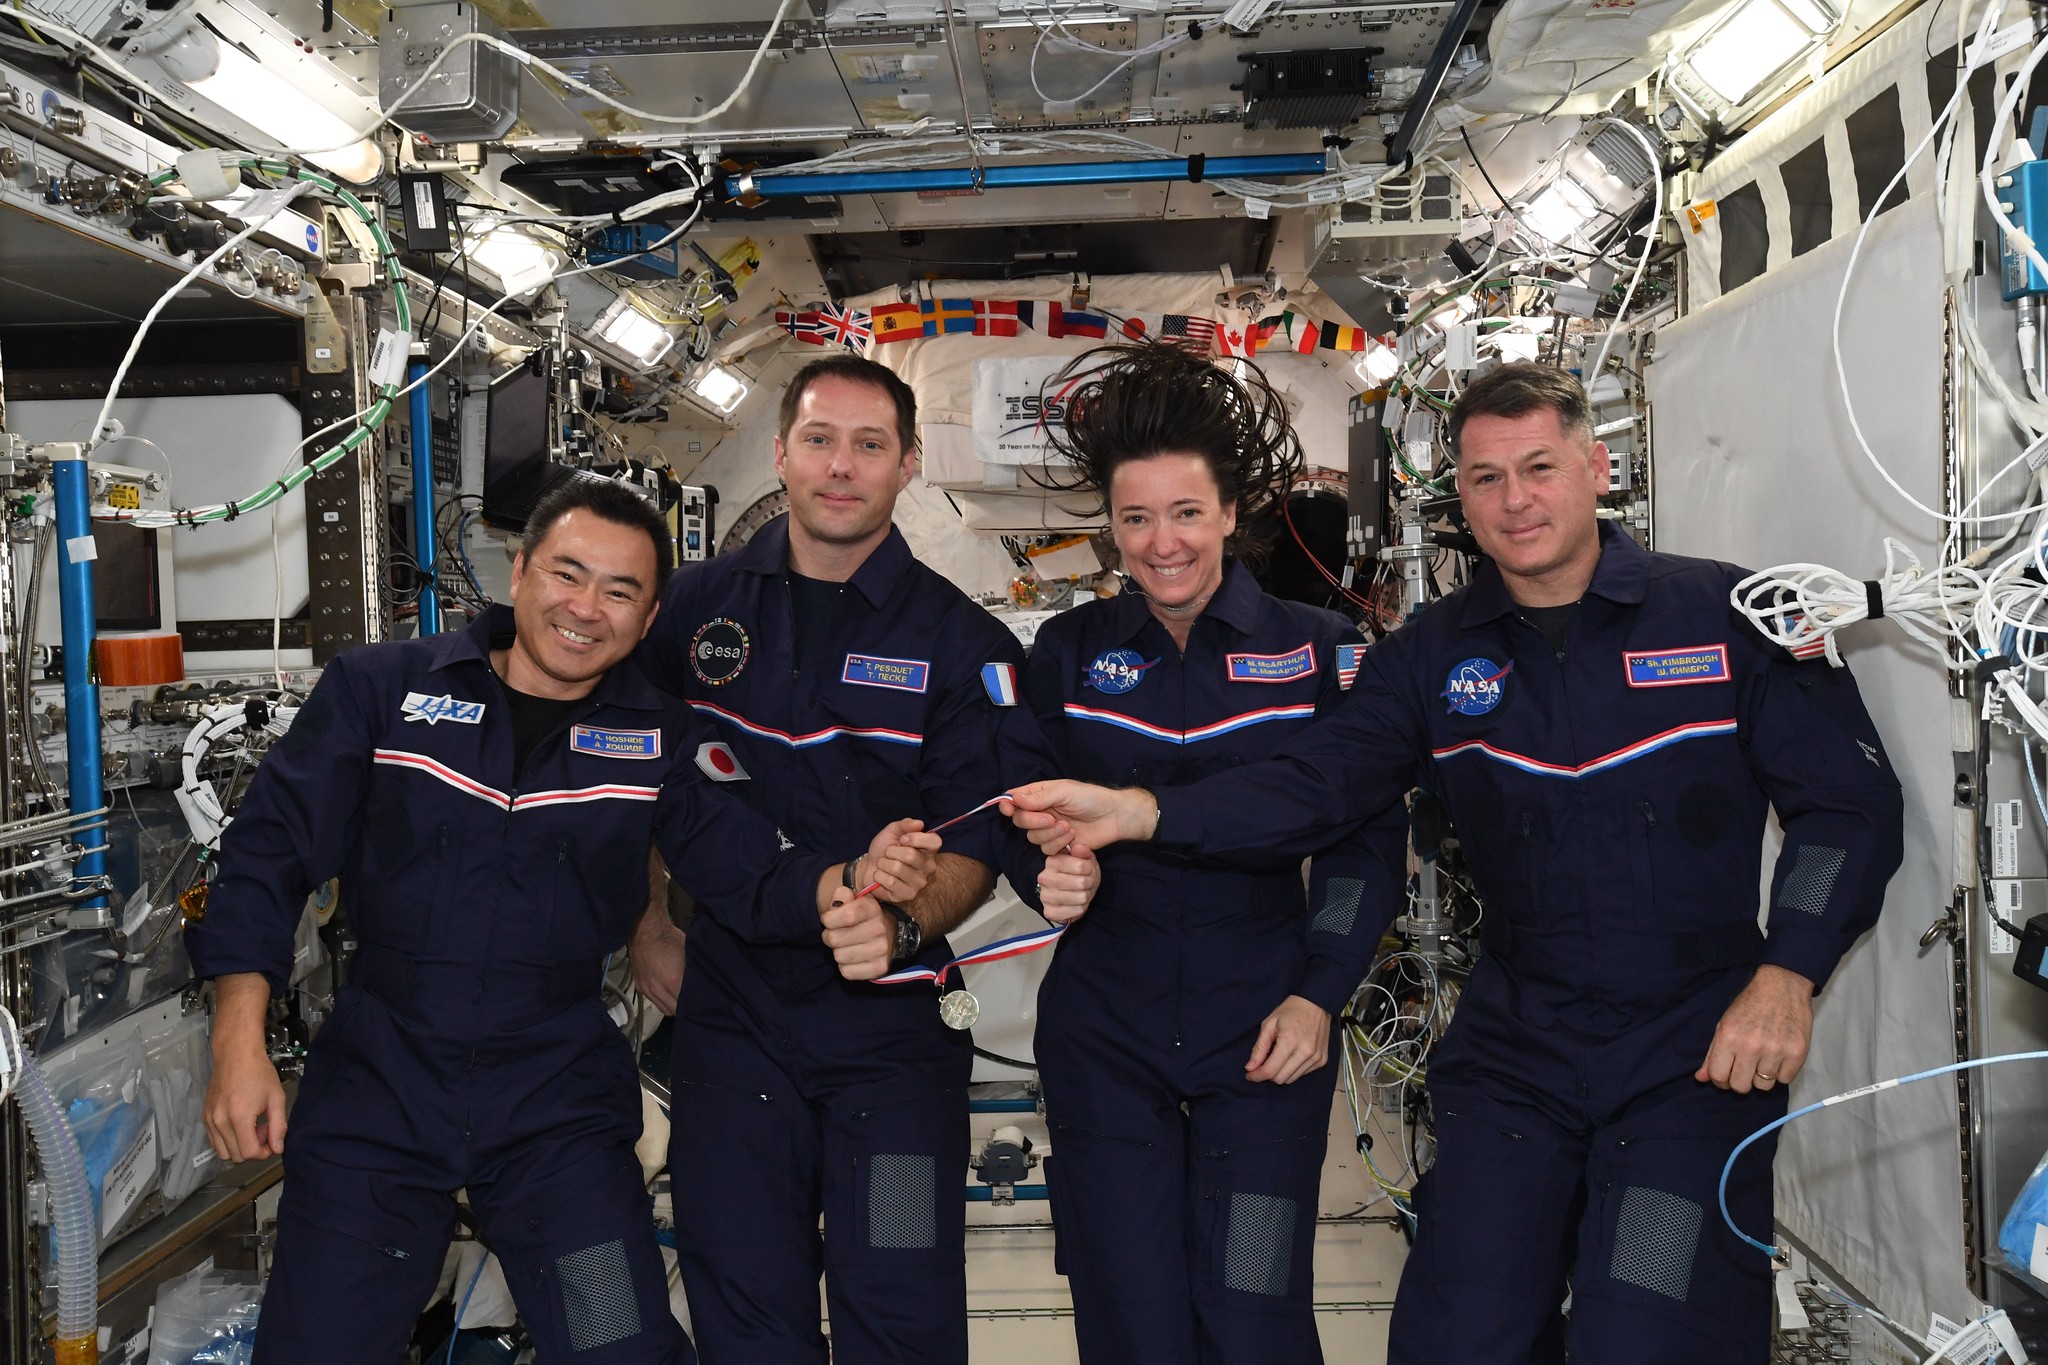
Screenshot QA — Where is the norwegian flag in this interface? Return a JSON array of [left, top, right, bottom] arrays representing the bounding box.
[[774, 309, 830, 346], [1160, 315, 1215, 353], [815, 303, 871, 350]]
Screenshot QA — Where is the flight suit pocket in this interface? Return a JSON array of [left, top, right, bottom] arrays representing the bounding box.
[[1195, 1124, 1323, 1316], [828, 1089, 966, 1267]]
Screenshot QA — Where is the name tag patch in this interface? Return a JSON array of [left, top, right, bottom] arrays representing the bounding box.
[[843, 653, 930, 693], [571, 724, 661, 759], [1227, 644, 1317, 684], [1625, 645, 1731, 688], [1337, 644, 1366, 691], [401, 692, 485, 725]]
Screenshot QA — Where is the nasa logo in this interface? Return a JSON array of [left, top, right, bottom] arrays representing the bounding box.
[[400, 691, 486, 725], [1441, 658, 1512, 716], [689, 617, 750, 686], [305, 223, 321, 254], [1084, 648, 1158, 695]]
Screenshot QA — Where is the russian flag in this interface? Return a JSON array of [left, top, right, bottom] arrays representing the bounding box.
[[981, 662, 1019, 707]]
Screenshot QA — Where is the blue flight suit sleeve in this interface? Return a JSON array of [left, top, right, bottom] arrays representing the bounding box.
[[1296, 624, 1411, 1014], [187, 653, 377, 998], [1738, 636, 1905, 989], [1154, 632, 1429, 867], [651, 767, 836, 947]]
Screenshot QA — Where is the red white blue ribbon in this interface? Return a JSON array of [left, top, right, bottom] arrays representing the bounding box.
[[852, 793, 1014, 899], [873, 922, 1068, 987]]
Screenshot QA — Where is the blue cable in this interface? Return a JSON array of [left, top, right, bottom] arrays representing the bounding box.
[[1719, 1050, 2048, 1258], [446, 1251, 490, 1365]]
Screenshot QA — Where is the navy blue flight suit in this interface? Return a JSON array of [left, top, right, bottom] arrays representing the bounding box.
[[189, 606, 838, 1365], [640, 517, 1053, 1365], [1146, 525, 1905, 1364], [1022, 561, 1408, 1364]]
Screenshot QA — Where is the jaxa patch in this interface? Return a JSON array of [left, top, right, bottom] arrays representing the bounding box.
[[1337, 644, 1366, 691], [842, 653, 930, 693], [570, 725, 661, 760], [981, 662, 1019, 706], [1442, 658, 1512, 716], [695, 741, 749, 781], [1085, 649, 1157, 695], [1227, 643, 1317, 684], [401, 692, 484, 725], [1623, 645, 1731, 688]]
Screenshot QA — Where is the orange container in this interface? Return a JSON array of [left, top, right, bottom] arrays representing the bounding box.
[[97, 632, 184, 687]]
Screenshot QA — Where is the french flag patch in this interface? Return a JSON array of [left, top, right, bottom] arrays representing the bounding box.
[[1337, 644, 1366, 691], [981, 662, 1019, 707], [695, 741, 749, 782]]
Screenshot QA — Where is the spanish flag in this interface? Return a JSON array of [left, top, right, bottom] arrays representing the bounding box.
[[870, 302, 923, 345]]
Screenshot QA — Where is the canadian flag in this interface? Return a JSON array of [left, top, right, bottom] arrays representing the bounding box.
[[1216, 324, 1254, 358], [695, 741, 750, 782]]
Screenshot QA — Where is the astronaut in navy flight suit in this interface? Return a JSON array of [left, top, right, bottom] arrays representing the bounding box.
[[1009, 362, 1906, 1364], [628, 353, 1098, 1365], [1018, 345, 1409, 1364], [191, 479, 942, 1365]]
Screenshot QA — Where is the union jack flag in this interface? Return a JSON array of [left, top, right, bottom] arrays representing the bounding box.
[[815, 303, 871, 350]]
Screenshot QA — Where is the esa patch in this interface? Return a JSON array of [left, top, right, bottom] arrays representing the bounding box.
[[695, 741, 749, 781], [1624, 645, 1731, 688], [1337, 644, 1366, 691], [842, 653, 931, 693], [981, 662, 1019, 706], [401, 692, 484, 725], [570, 725, 661, 760], [689, 618, 750, 686], [1442, 658, 1512, 716], [1085, 649, 1158, 695], [1227, 643, 1317, 684]]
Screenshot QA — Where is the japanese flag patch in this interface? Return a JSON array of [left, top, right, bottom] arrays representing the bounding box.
[[695, 741, 749, 782], [981, 662, 1019, 707]]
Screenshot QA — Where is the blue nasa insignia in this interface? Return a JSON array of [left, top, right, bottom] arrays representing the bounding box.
[[569, 724, 661, 759], [1085, 649, 1159, 695], [1441, 658, 1513, 716]]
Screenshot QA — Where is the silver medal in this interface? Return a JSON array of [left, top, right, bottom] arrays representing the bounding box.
[[938, 989, 981, 1031]]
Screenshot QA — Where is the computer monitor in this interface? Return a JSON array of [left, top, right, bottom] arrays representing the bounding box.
[[480, 355, 568, 532]]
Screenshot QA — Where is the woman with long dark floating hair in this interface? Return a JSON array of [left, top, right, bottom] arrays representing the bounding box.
[[1020, 343, 1408, 1364]]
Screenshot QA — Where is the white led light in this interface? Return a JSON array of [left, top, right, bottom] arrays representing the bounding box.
[[1687, 0, 1825, 106], [1522, 177, 1600, 245], [1356, 341, 1401, 385], [691, 364, 748, 414], [599, 305, 674, 366], [466, 224, 563, 295], [181, 34, 382, 183]]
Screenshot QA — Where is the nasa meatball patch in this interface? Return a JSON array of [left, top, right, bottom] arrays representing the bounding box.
[[1441, 658, 1512, 716], [689, 617, 750, 686], [1085, 648, 1158, 695]]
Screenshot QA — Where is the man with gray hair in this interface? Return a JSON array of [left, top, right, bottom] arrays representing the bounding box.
[[1005, 361, 1905, 1363]]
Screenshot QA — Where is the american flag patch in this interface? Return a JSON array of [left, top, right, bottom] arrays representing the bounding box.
[[1337, 644, 1365, 691]]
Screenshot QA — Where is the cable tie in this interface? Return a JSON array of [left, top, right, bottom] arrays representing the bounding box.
[[1863, 580, 1884, 620], [222, 501, 240, 523], [1977, 653, 2017, 681], [1187, 152, 1206, 183]]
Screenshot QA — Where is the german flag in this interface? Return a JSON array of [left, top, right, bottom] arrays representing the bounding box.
[[870, 302, 923, 345]]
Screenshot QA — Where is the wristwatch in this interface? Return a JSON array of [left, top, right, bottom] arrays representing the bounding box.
[[884, 903, 922, 964]]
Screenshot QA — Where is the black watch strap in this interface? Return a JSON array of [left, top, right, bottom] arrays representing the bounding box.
[[884, 901, 921, 962]]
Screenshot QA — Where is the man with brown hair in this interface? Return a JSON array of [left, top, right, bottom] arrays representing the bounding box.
[[1007, 362, 1905, 1364], [632, 354, 1094, 1363]]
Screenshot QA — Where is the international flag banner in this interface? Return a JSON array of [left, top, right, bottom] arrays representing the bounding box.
[[1117, 313, 1153, 341], [975, 299, 1020, 337], [1056, 305, 1109, 339], [816, 303, 871, 350], [1251, 317, 1282, 352], [1271, 311, 1320, 353], [1160, 315, 1216, 353], [1318, 323, 1366, 352], [1216, 321, 1256, 357], [922, 297, 977, 335], [870, 302, 923, 345]]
